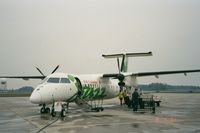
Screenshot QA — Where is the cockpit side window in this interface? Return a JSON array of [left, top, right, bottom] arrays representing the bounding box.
[[47, 78, 60, 83], [60, 78, 71, 83]]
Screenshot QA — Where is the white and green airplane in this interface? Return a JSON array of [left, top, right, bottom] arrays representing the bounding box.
[[1, 52, 200, 117]]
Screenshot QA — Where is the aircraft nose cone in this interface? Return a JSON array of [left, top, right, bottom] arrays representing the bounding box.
[[30, 91, 42, 104]]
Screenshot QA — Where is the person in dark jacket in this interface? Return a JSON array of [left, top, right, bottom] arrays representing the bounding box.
[[132, 88, 139, 111], [123, 90, 131, 108]]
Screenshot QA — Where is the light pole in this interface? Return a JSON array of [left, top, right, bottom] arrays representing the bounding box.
[[1, 79, 7, 91]]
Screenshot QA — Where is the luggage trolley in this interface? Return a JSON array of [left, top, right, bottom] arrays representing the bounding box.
[[138, 94, 156, 113]]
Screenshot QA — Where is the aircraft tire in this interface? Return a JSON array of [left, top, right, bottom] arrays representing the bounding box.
[[156, 102, 160, 107], [45, 107, 50, 113], [61, 109, 66, 117], [51, 108, 56, 117], [96, 108, 100, 112], [40, 107, 46, 114]]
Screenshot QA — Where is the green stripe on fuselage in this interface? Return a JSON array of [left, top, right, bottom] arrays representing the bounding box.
[[80, 86, 106, 100]]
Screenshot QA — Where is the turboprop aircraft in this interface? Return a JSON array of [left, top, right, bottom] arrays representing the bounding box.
[[1, 52, 200, 117]]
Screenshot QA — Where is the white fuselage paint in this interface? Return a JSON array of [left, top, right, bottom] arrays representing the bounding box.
[[30, 73, 137, 105], [78, 74, 120, 100]]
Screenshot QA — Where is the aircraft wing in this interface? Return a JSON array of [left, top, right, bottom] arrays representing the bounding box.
[[0, 76, 45, 80], [103, 69, 200, 78], [0, 65, 60, 80], [133, 69, 200, 77]]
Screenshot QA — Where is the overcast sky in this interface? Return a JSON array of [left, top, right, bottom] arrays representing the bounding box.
[[0, 0, 200, 89]]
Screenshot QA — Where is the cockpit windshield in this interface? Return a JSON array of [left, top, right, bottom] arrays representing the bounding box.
[[46, 77, 71, 83], [60, 78, 71, 83], [47, 78, 60, 83]]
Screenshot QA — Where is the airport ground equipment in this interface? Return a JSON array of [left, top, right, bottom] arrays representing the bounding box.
[[153, 95, 162, 107], [75, 94, 104, 112], [138, 94, 156, 113]]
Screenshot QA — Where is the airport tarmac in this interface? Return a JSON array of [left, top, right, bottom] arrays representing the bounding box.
[[0, 93, 200, 133]]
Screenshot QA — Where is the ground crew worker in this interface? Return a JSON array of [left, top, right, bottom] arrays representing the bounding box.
[[132, 88, 139, 111], [123, 90, 127, 104], [118, 90, 124, 106], [123, 90, 131, 108]]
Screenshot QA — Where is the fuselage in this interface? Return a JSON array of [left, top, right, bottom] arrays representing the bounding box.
[[30, 73, 126, 105]]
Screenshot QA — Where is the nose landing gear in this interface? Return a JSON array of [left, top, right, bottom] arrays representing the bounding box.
[[40, 104, 50, 114], [40, 102, 69, 117]]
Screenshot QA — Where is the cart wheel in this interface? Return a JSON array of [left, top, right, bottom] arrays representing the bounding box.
[[152, 107, 155, 113], [156, 102, 160, 107], [61, 109, 66, 117], [51, 108, 56, 117]]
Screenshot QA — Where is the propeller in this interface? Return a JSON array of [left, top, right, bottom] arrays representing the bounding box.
[[120, 55, 125, 72], [36, 65, 60, 76], [36, 67, 45, 76], [117, 58, 120, 74], [51, 65, 60, 74], [116, 57, 126, 91]]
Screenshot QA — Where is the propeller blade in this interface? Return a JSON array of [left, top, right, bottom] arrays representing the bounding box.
[[120, 55, 125, 72], [117, 58, 120, 73], [51, 65, 60, 74], [36, 67, 45, 76]]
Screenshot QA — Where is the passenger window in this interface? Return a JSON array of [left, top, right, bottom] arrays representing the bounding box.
[[47, 78, 60, 83], [60, 78, 71, 83]]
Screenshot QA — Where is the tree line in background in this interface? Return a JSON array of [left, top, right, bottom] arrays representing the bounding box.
[[139, 83, 200, 91], [0, 86, 34, 93], [0, 83, 200, 93]]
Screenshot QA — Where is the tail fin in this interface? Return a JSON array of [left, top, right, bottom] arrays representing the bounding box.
[[120, 55, 128, 72], [102, 52, 152, 72]]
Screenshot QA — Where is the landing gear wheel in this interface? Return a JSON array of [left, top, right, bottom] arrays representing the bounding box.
[[156, 102, 160, 107], [152, 107, 155, 114], [40, 104, 50, 114], [96, 108, 100, 112], [61, 109, 66, 117], [40, 107, 46, 114], [45, 107, 50, 113], [100, 107, 104, 111]]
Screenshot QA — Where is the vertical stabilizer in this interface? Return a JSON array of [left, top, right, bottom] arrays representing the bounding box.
[[121, 55, 128, 72]]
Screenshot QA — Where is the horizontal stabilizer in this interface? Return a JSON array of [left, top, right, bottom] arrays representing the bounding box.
[[102, 52, 152, 58], [102, 52, 152, 73]]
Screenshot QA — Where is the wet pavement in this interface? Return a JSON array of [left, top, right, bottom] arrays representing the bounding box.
[[0, 93, 200, 133]]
